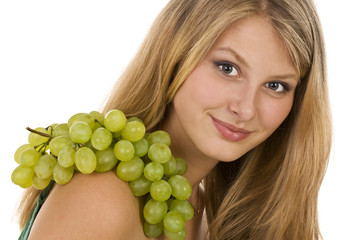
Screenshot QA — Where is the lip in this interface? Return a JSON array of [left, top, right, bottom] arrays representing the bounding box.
[[211, 117, 252, 142]]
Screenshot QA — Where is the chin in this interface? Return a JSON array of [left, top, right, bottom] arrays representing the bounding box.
[[202, 143, 250, 163]]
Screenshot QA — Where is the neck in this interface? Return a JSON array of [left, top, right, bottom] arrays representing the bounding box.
[[160, 108, 219, 210]]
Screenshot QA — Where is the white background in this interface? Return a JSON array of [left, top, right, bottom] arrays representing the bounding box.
[[0, 1, 360, 239]]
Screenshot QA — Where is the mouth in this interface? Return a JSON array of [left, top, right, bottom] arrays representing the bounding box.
[[211, 116, 252, 142]]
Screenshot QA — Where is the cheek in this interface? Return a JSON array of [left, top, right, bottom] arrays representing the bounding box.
[[179, 64, 224, 107], [260, 98, 293, 132]]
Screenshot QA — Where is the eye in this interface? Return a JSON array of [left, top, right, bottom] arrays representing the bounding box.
[[218, 63, 239, 76], [266, 82, 290, 93]]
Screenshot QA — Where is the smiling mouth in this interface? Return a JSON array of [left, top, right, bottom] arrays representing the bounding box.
[[211, 117, 252, 142]]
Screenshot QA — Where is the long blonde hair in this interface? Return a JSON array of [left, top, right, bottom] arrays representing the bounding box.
[[18, 0, 332, 239]]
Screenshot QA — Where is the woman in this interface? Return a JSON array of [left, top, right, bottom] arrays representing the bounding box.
[[17, 0, 332, 239]]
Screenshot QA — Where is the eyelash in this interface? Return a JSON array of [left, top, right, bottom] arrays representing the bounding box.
[[214, 60, 291, 94], [265, 82, 290, 94], [214, 61, 240, 77]]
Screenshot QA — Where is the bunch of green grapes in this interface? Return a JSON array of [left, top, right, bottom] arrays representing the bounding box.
[[11, 109, 193, 239]]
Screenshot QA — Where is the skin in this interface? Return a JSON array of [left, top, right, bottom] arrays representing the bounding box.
[[28, 15, 299, 240]]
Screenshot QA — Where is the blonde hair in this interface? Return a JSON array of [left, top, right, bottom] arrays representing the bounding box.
[[18, 0, 332, 239]]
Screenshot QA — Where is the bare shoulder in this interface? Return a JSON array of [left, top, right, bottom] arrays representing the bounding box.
[[28, 171, 145, 240]]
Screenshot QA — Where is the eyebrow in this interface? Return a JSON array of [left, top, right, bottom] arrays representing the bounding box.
[[217, 47, 251, 69], [216, 47, 299, 83]]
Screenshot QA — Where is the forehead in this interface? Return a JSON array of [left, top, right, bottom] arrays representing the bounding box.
[[211, 15, 297, 76]]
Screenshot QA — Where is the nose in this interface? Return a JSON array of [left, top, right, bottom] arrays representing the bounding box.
[[228, 85, 257, 122]]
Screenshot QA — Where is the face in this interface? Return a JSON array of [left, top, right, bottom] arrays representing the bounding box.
[[166, 15, 299, 163]]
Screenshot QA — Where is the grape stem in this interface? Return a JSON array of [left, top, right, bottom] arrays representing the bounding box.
[[26, 127, 52, 138]]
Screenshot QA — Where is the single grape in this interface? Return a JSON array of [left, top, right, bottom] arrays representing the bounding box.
[[129, 174, 152, 196], [143, 221, 163, 238], [32, 175, 51, 190], [148, 143, 172, 164], [34, 154, 57, 179], [168, 175, 192, 200], [19, 148, 40, 167], [104, 109, 126, 132], [116, 156, 144, 181], [49, 135, 73, 156], [14, 144, 33, 164], [114, 139, 134, 162], [144, 162, 164, 181], [91, 127, 113, 151], [75, 147, 97, 174], [163, 211, 185, 233], [89, 110, 104, 125], [83, 140, 97, 152], [163, 155, 177, 176], [143, 199, 168, 224], [53, 123, 69, 137], [58, 145, 76, 168], [68, 112, 96, 130], [121, 121, 146, 143], [53, 163, 74, 185], [28, 127, 50, 147], [69, 122, 92, 143], [150, 179, 172, 202], [169, 199, 194, 221], [11, 165, 34, 188], [147, 130, 171, 146], [127, 116, 143, 123], [95, 147, 118, 172], [164, 227, 186, 240], [174, 157, 187, 175], [133, 138, 148, 157]]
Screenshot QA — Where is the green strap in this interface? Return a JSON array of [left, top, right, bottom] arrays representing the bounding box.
[[18, 181, 55, 240]]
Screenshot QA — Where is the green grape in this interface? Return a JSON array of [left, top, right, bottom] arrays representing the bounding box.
[[168, 175, 192, 200], [34, 154, 57, 179], [58, 146, 76, 168], [68, 112, 96, 130], [143, 199, 168, 224], [83, 140, 97, 152], [163, 155, 177, 176], [49, 135, 73, 156], [147, 130, 171, 146], [148, 143, 172, 164], [89, 110, 104, 125], [104, 109, 126, 132], [91, 127, 113, 151], [133, 138, 148, 157], [32, 175, 51, 190], [121, 121, 146, 143], [112, 130, 122, 140], [69, 122, 92, 143], [53, 163, 74, 185], [164, 228, 186, 240], [47, 123, 57, 133], [143, 221, 163, 238], [127, 116, 143, 123], [14, 144, 33, 164], [113, 139, 134, 162], [174, 157, 187, 175], [11, 165, 34, 188], [129, 174, 152, 196], [150, 180, 172, 202], [116, 156, 144, 181], [163, 211, 185, 233], [19, 148, 40, 167], [75, 147, 97, 174], [95, 147, 118, 172], [169, 199, 194, 221], [53, 123, 69, 137], [28, 127, 50, 147], [144, 162, 164, 181]]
